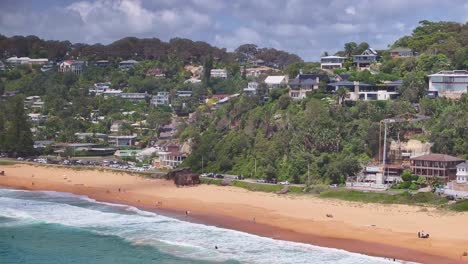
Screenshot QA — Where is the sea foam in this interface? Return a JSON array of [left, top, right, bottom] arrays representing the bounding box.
[[0, 188, 414, 264]]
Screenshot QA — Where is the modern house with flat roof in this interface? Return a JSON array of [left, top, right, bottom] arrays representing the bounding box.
[[353, 48, 378, 70], [427, 70, 468, 99], [389, 47, 414, 59], [410, 154, 464, 181], [328, 80, 402, 101], [320, 56, 347, 70]]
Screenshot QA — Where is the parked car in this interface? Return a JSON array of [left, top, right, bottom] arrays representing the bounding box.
[[256, 179, 266, 183], [215, 174, 224, 179], [279, 181, 290, 185]]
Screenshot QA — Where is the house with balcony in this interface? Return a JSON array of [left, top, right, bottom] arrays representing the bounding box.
[[328, 80, 401, 101], [456, 162, 468, 184], [410, 154, 464, 182], [155, 143, 187, 169], [320, 56, 347, 70], [288, 74, 328, 100], [427, 70, 468, 99], [353, 48, 378, 70], [150, 92, 170, 107], [119, 60, 138, 70], [389, 47, 414, 59], [210, 69, 228, 79], [58, 60, 85, 74]]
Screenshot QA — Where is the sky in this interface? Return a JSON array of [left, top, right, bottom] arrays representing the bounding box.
[[1, 0, 468, 61]]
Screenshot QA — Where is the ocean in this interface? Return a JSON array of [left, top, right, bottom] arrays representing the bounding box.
[[0, 188, 408, 264]]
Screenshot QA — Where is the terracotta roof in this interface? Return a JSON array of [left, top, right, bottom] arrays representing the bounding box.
[[410, 154, 464, 162]]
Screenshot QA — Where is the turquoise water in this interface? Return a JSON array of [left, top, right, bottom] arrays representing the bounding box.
[[0, 188, 408, 263]]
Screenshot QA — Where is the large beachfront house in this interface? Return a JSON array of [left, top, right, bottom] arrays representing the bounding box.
[[320, 56, 347, 70], [353, 48, 378, 70], [427, 70, 468, 99], [410, 154, 464, 181], [155, 143, 187, 169]]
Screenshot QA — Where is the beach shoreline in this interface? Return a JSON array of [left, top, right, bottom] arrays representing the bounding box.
[[1, 164, 467, 263]]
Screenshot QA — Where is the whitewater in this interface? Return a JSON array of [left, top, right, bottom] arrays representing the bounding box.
[[0, 188, 413, 264]]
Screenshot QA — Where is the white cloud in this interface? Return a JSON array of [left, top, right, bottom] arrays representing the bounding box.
[[345, 6, 356, 16]]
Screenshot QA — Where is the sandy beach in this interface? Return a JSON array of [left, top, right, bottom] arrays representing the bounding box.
[[1, 164, 468, 263]]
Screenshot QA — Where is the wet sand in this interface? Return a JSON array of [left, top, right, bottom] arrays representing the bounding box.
[[1, 164, 468, 263]]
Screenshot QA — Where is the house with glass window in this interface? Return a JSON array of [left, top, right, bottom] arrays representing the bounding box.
[[353, 48, 378, 70], [320, 56, 347, 70], [428, 70, 468, 99]]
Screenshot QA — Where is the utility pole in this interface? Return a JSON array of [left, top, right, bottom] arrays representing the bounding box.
[[307, 162, 310, 186], [201, 156, 204, 174]]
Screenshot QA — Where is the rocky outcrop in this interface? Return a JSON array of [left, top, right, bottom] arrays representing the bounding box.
[[166, 167, 200, 187]]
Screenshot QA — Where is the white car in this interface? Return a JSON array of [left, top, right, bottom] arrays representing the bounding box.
[[279, 181, 290, 185]]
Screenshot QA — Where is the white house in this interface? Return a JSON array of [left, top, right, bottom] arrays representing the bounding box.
[[264, 75, 288, 89], [243, 82, 259, 96], [320, 56, 347, 70], [456, 162, 468, 184], [210, 69, 228, 79], [150, 92, 170, 107], [428, 70, 468, 99], [58, 60, 85, 74]]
